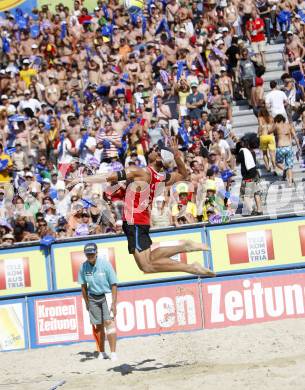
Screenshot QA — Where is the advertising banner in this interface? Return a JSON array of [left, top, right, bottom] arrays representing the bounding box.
[[207, 217, 305, 274], [0, 246, 51, 297], [201, 269, 305, 329], [28, 280, 202, 348], [0, 299, 28, 351], [51, 228, 205, 290]]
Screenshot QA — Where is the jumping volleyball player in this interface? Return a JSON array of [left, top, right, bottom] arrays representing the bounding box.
[[75, 138, 215, 277]]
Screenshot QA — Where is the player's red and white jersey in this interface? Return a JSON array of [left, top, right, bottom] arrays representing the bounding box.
[[123, 166, 167, 225]]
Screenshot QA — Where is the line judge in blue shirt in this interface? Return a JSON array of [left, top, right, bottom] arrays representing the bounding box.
[[78, 242, 118, 361]]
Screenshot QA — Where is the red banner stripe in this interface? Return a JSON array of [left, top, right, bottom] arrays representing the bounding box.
[[265, 230, 275, 260], [299, 226, 305, 256], [0, 260, 6, 290], [22, 258, 31, 287], [227, 232, 249, 264]]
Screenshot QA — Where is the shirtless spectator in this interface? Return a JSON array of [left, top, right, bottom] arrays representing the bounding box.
[[269, 114, 301, 186]]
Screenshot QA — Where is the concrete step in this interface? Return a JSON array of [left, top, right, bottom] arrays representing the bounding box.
[[264, 43, 285, 53], [266, 52, 283, 62], [266, 61, 284, 72], [233, 115, 258, 128], [263, 69, 285, 82], [232, 106, 254, 116]]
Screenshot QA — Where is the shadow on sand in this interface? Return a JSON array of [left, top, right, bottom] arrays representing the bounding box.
[[77, 351, 99, 362], [107, 359, 188, 376]]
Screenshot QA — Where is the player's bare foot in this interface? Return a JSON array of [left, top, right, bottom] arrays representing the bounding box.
[[184, 240, 210, 252], [191, 262, 216, 277]]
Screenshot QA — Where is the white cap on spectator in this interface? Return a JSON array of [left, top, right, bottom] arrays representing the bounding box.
[[23, 59, 30, 64], [287, 30, 293, 35], [222, 27, 229, 32], [179, 28, 186, 33], [1, 95, 8, 100], [216, 39, 224, 47], [24, 89, 31, 94], [220, 66, 227, 72], [31, 44, 38, 49], [42, 178, 51, 183], [49, 73, 55, 78], [214, 33, 222, 40], [0, 70, 6, 74], [25, 172, 33, 177]]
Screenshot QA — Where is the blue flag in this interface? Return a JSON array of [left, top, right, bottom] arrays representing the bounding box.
[[60, 21, 67, 40], [30, 24, 40, 39], [176, 60, 184, 80], [58, 134, 65, 158], [79, 132, 89, 154], [142, 15, 147, 36], [178, 125, 189, 148], [72, 98, 80, 116], [2, 37, 10, 54], [152, 54, 164, 66], [0, 159, 9, 171], [102, 5, 109, 20]]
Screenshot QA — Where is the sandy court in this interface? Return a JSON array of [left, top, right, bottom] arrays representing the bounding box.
[[1, 318, 305, 390]]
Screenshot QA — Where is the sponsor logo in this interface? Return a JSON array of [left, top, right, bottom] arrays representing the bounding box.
[[0, 258, 31, 290], [203, 272, 305, 328], [299, 226, 305, 256], [35, 297, 79, 344], [70, 248, 116, 282], [115, 284, 201, 336], [227, 230, 274, 264]]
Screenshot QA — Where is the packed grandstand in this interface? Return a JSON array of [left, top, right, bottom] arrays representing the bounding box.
[[0, 0, 304, 246]]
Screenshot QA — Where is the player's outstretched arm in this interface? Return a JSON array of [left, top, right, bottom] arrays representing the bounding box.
[[165, 138, 188, 186]]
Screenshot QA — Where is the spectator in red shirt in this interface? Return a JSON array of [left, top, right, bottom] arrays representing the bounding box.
[[246, 9, 266, 67]]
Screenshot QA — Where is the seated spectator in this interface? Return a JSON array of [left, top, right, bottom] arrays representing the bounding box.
[[171, 183, 197, 226], [151, 196, 172, 228]]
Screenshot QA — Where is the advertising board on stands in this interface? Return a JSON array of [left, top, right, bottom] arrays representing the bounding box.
[[207, 217, 305, 274], [27, 280, 202, 348], [0, 299, 28, 351], [201, 269, 305, 329], [51, 228, 206, 290], [0, 246, 51, 298]]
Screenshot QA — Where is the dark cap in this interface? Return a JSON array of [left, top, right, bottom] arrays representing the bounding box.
[[84, 243, 97, 254]]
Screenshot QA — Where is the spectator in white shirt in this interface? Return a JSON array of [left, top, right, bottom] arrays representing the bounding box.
[[75, 128, 96, 164], [18, 89, 41, 117], [265, 80, 288, 120], [54, 129, 74, 165]]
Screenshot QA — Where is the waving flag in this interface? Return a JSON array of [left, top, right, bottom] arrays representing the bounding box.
[[60, 21, 67, 40], [79, 132, 89, 154], [58, 134, 65, 158], [0, 159, 9, 171], [2, 37, 10, 54], [176, 60, 184, 81], [30, 24, 40, 39], [155, 17, 171, 38], [178, 124, 189, 148]]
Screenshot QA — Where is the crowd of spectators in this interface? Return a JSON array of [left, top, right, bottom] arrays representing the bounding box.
[[0, 0, 304, 246]]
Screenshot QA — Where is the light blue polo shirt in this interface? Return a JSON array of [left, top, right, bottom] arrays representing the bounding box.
[[78, 256, 118, 295]]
